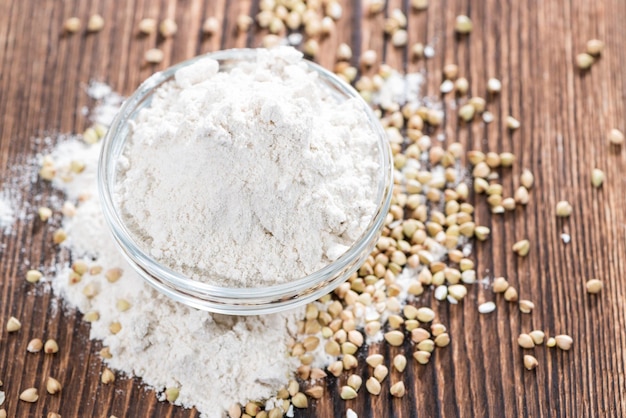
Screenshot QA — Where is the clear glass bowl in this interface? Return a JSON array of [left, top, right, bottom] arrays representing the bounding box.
[[98, 48, 393, 315]]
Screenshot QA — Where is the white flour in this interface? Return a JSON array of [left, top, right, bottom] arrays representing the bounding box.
[[49, 94, 303, 417], [0, 196, 14, 232], [115, 47, 380, 288]]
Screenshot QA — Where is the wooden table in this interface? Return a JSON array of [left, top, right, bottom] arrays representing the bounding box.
[[1, 0, 625, 417]]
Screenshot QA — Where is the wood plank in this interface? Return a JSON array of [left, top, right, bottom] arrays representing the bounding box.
[[1, 0, 626, 417]]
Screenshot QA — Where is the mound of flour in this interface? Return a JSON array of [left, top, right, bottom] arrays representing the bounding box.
[[115, 47, 380, 288], [51, 138, 302, 418]]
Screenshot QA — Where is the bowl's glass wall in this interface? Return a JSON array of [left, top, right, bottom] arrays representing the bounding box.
[[98, 49, 393, 315]]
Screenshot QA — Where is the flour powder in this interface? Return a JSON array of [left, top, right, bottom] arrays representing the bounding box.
[[47, 87, 303, 418], [0, 196, 14, 232], [115, 47, 381, 288]]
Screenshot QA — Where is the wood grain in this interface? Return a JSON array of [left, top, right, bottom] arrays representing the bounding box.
[[1, 0, 626, 417]]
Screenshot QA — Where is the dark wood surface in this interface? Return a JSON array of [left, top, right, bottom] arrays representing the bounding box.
[[1, 0, 626, 417]]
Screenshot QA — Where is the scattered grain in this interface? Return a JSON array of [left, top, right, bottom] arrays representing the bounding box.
[[555, 335, 573, 350], [72, 260, 89, 275], [101, 368, 115, 384], [411, 0, 429, 10], [506, 116, 520, 130], [159, 18, 178, 37], [82, 127, 99, 145], [411, 328, 430, 344], [416, 307, 435, 323], [586, 279, 603, 294], [478, 301, 496, 314], [467, 150, 486, 165], [469, 96, 486, 112], [100, 347, 112, 359], [390, 381, 405, 397], [591, 168, 605, 188], [384, 330, 405, 346], [366, 376, 381, 395], [109, 322, 122, 335], [360, 50, 377, 67], [393, 354, 407, 372], [529, 330, 545, 345], [392, 30, 408, 47], [336, 43, 352, 61], [27, 338, 43, 353], [245, 402, 260, 416], [26, 269, 43, 283], [454, 77, 469, 95], [327, 360, 343, 377], [500, 152, 515, 166], [411, 43, 424, 59], [87, 14, 105, 32], [63, 17, 81, 33], [368, 0, 385, 14], [459, 104, 476, 122], [82, 282, 98, 298], [512, 239, 530, 257], [576, 53, 594, 70], [440, 80, 455, 94], [138, 18, 157, 34], [342, 354, 358, 370], [609, 128, 624, 145], [366, 354, 384, 368], [291, 392, 308, 408], [373, 364, 388, 382], [303, 39, 320, 57], [519, 300, 535, 314], [7, 316, 21, 332], [434, 333, 451, 347], [44, 339, 59, 353], [474, 226, 490, 241], [305, 385, 324, 399], [443, 64, 459, 80], [19, 388, 38, 403], [347, 374, 363, 391], [524, 355, 538, 370], [202, 17, 220, 35], [53, 228, 67, 244], [501, 197, 516, 211], [515, 186, 530, 205], [492, 277, 509, 293], [105, 267, 123, 283], [38, 206, 53, 221], [340, 385, 358, 400], [454, 15, 473, 34], [145, 48, 164, 64], [116, 299, 132, 312], [504, 286, 518, 302], [448, 284, 467, 301], [413, 350, 431, 364], [518, 333, 535, 349], [487, 78, 502, 94], [586, 39, 605, 56], [46, 377, 62, 395], [556, 200, 573, 217]]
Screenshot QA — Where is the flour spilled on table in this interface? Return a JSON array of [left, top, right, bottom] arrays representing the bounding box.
[[24, 63, 564, 418], [0, 195, 15, 233], [0, 166, 35, 236], [34, 71, 441, 417], [42, 84, 303, 417]]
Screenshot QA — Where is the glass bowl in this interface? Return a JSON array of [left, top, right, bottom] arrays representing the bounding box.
[[98, 48, 393, 315]]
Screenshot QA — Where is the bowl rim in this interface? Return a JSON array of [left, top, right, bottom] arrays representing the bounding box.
[[98, 48, 393, 309]]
